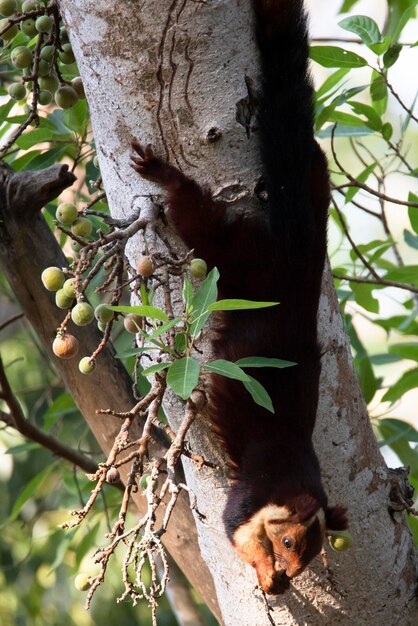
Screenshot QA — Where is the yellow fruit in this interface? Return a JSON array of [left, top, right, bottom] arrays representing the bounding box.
[[139, 474, 151, 489], [71, 217, 92, 238], [71, 76, 85, 99], [71, 302, 94, 326], [38, 89, 52, 105], [74, 574, 92, 592], [11, 45, 32, 69], [58, 43, 75, 65], [328, 530, 352, 552], [56, 202, 77, 225], [8, 82, 26, 100], [0, 18, 18, 40], [52, 333, 79, 359], [55, 85, 78, 109], [137, 255, 154, 277], [55, 288, 74, 309], [20, 18, 37, 37], [94, 304, 114, 323], [62, 278, 76, 298], [123, 313, 142, 333], [41, 266, 65, 291], [39, 73, 59, 93], [189, 258, 207, 279], [35, 15, 52, 33], [106, 467, 120, 483], [0, 0, 17, 17], [78, 357, 96, 374]]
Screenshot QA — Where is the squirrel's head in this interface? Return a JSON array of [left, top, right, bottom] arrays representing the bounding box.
[[233, 497, 347, 594]]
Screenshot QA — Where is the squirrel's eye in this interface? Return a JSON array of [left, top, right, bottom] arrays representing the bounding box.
[[283, 537, 293, 550]]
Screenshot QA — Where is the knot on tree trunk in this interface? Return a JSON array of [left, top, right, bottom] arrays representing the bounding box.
[[0, 162, 76, 218]]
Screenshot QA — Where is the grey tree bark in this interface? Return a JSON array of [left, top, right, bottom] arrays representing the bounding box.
[[49, 0, 418, 624]]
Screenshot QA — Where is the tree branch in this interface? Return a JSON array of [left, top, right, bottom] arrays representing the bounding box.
[[0, 354, 117, 479], [333, 273, 418, 294]]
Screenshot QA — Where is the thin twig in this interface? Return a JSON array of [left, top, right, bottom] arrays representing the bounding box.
[[333, 273, 418, 295], [0, 355, 111, 477]]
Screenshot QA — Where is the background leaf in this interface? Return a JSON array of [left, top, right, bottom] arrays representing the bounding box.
[[310, 46, 367, 68]]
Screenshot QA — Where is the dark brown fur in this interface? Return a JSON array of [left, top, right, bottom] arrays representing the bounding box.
[[131, 0, 347, 594]]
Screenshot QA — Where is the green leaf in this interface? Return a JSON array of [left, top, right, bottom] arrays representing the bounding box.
[[356, 354, 378, 403], [242, 375, 274, 413], [0, 99, 15, 126], [204, 360, 250, 381], [175, 332, 187, 353], [109, 305, 168, 322], [370, 72, 388, 114], [3, 463, 57, 525], [339, 0, 361, 12], [402, 92, 418, 133], [315, 68, 350, 100], [149, 318, 181, 339], [382, 367, 418, 403], [24, 146, 67, 170], [50, 531, 76, 572], [374, 314, 418, 335], [378, 418, 418, 445], [349, 101, 382, 130], [345, 317, 377, 402], [383, 44, 403, 68], [377, 418, 418, 476], [115, 347, 147, 359], [5, 442, 40, 455], [408, 193, 418, 233], [381, 122, 393, 140], [389, 343, 418, 362], [166, 357, 200, 400], [208, 299, 278, 311], [338, 15, 382, 46], [6, 149, 41, 171], [369, 36, 391, 56], [236, 356, 296, 369], [345, 163, 376, 204], [16, 128, 71, 150], [43, 392, 77, 430], [182, 278, 193, 306], [384, 265, 418, 285], [309, 46, 367, 68], [404, 229, 418, 250], [352, 239, 391, 256], [74, 521, 101, 569], [62, 99, 89, 134], [190, 267, 219, 338], [142, 362, 171, 376], [387, 0, 417, 43], [318, 125, 374, 138], [327, 111, 369, 127], [350, 283, 379, 313], [370, 353, 401, 365], [140, 283, 150, 306]]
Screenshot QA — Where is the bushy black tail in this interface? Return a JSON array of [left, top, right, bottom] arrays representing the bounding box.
[[253, 0, 317, 256]]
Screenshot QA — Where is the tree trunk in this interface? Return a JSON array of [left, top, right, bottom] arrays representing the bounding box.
[[22, 0, 418, 623]]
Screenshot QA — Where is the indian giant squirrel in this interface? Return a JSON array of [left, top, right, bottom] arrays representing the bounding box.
[[131, 0, 348, 594]]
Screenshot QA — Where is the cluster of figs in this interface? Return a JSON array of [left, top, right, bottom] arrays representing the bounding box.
[[42, 202, 209, 374], [0, 0, 85, 108]]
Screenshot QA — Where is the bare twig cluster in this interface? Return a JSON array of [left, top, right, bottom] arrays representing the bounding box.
[[50, 195, 213, 616]]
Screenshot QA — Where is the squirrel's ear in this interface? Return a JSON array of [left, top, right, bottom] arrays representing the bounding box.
[[325, 506, 348, 531], [292, 493, 322, 522]]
